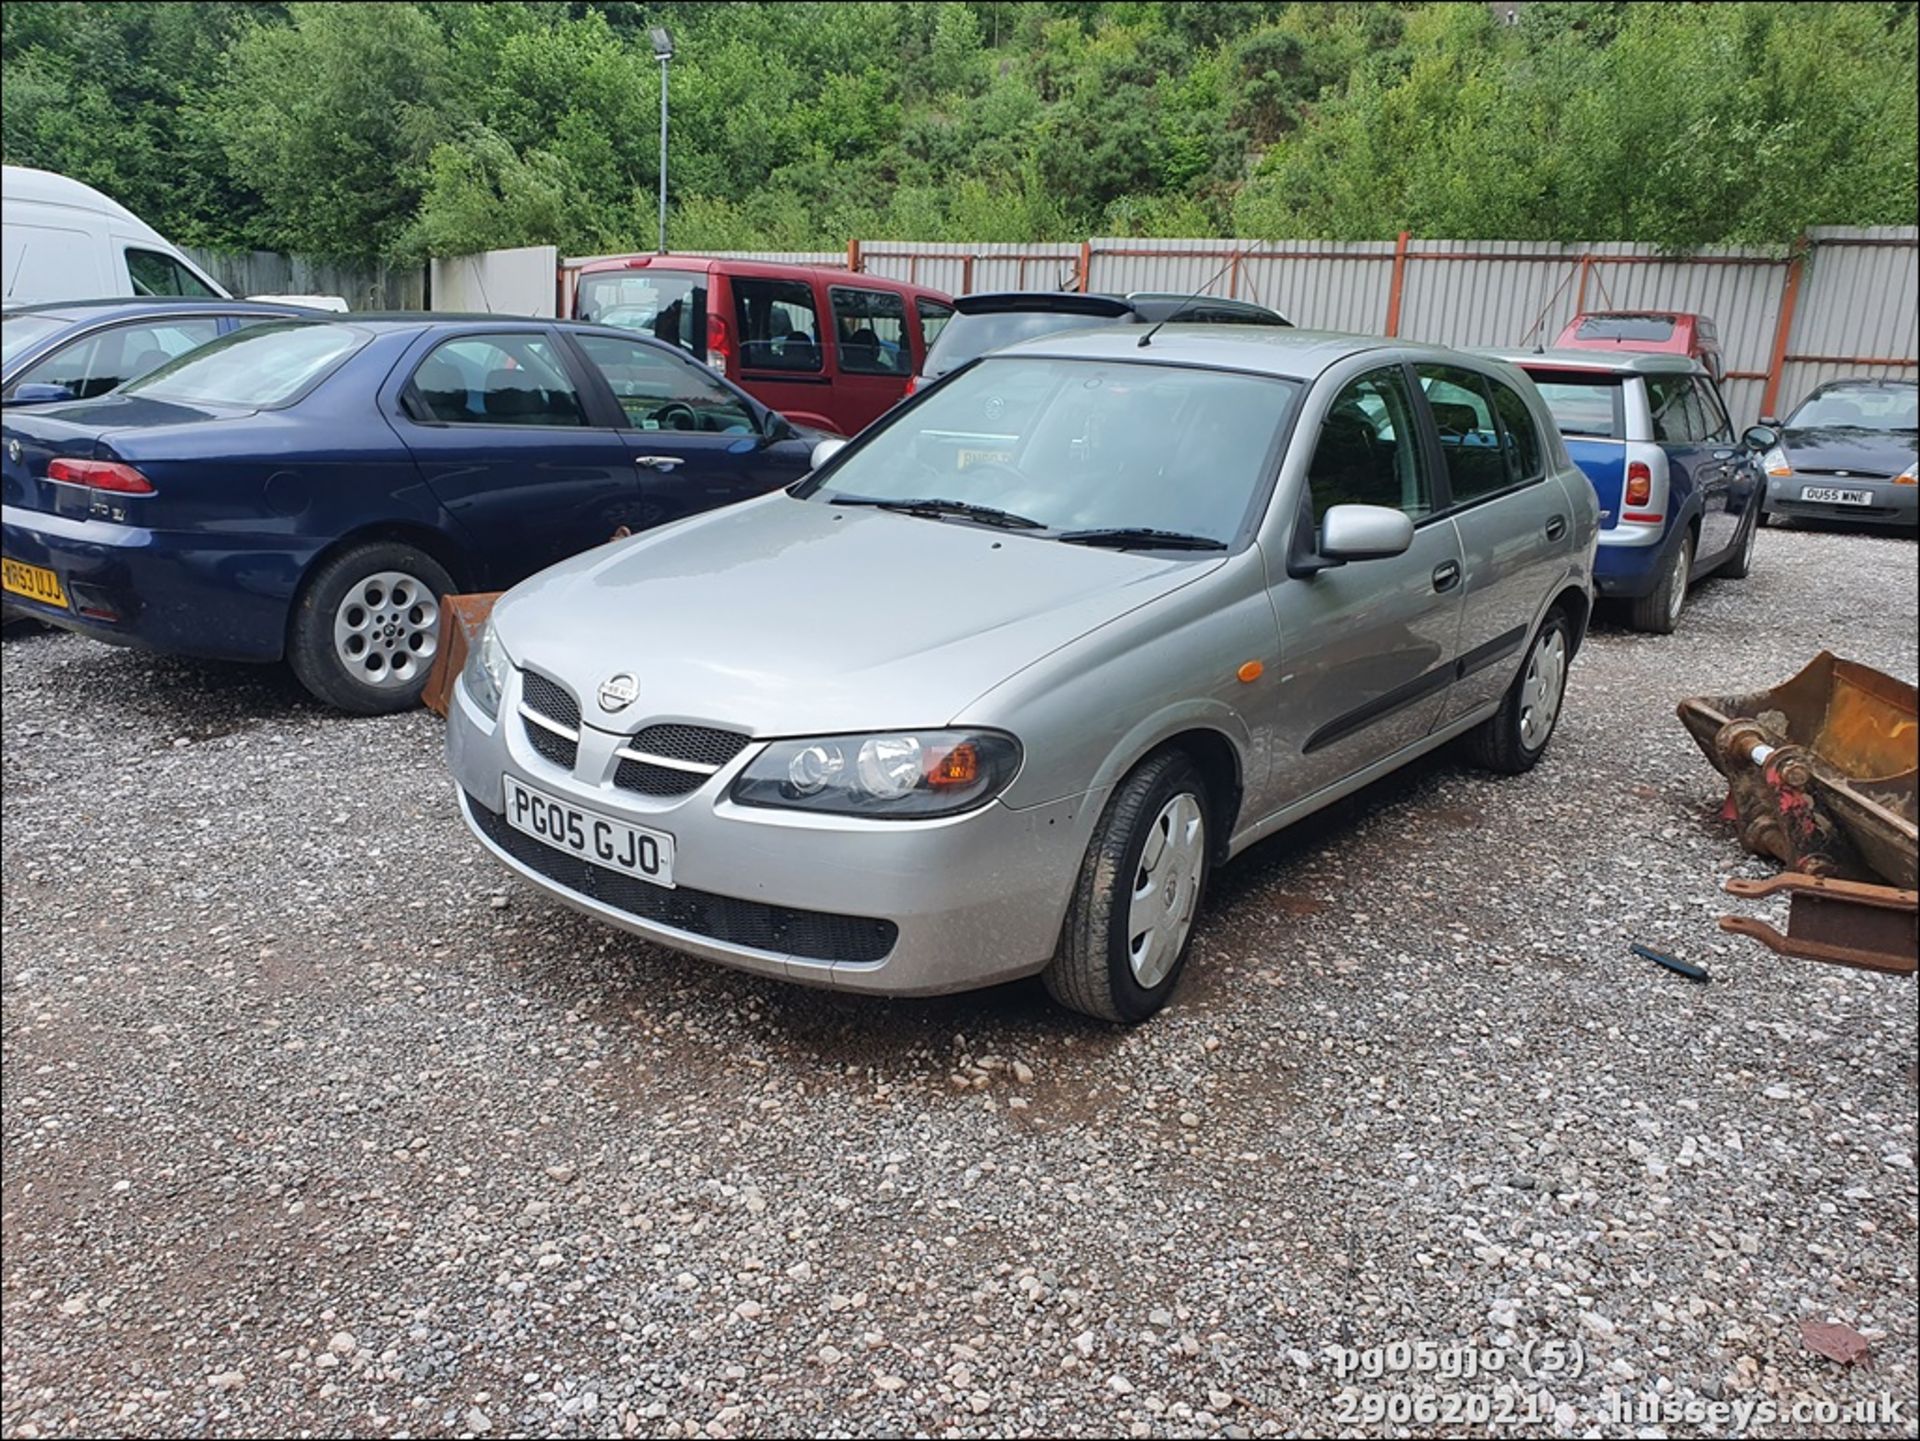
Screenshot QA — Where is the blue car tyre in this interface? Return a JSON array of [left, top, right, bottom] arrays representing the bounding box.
[[287, 540, 455, 714], [1628, 530, 1692, 636]]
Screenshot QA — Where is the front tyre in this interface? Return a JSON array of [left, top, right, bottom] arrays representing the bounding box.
[[1466, 608, 1572, 776], [288, 541, 453, 714], [1044, 752, 1211, 1024]]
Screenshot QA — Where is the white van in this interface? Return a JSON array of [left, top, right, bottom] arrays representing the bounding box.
[[2, 165, 229, 305]]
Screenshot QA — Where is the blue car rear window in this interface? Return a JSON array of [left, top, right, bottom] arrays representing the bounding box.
[[124, 322, 368, 408]]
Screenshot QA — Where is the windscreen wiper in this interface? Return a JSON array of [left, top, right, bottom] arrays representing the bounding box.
[[1055, 527, 1227, 551], [830, 496, 1044, 530]]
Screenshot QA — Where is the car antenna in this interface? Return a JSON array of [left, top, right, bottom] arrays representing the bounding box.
[[1138, 240, 1265, 348]]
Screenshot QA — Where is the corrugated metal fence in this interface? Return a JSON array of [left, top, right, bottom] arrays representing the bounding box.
[[846, 227, 1917, 426]]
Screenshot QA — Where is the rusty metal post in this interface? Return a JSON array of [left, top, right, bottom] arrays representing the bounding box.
[[1384, 231, 1411, 336], [1575, 254, 1591, 315], [1078, 241, 1091, 293], [1760, 236, 1808, 419], [846, 239, 862, 274], [962, 254, 975, 294]]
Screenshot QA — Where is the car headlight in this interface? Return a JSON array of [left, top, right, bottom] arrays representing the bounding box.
[[1761, 447, 1791, 477], [461, 619, 512, 720], [730, 730, 1022, 818]]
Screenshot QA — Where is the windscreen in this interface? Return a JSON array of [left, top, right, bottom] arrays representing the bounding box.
[[1787, 386, 1917, 432], [1524, 370, 1625, 439], [575, 270, 706, 358], [122, 322, 365, 407], [924, 310, 1129, 378], [803, 356, 1300, 544], [1575, 315, 1676, 342], [2, 314, 66, 369]]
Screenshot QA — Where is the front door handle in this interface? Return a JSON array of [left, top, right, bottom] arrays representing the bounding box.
[[1432, 560, 1461, 593], [634, 455, 685, 471], [1545, 515, 1567, 542]]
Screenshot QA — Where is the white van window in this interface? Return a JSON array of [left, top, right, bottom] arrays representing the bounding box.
[[127, 248, 218, 299]]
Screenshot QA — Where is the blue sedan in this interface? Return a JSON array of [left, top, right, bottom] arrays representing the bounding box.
[[3, 298, 318, 405], [1, 316, 819, 711]]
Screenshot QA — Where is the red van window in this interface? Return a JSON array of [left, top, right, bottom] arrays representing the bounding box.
[[830, 287, 913, 376], [733, 278, 823, 373]]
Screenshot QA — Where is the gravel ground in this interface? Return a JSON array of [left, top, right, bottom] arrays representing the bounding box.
[[3, 523, 1916, 1440]]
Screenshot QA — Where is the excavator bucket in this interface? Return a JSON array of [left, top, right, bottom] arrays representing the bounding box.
[[1679, 651, 1917, 976]]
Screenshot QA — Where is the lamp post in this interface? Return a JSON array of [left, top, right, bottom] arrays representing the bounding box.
[[651, 26, 673, 254]]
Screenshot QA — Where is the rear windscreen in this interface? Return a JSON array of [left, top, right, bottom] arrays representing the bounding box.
[[575, 270, 706, 359], [122, 322, 365, 408], [2, 314, 67, 368], [1575, 315, 1675, 342], [1524, 370, 1625, 439], [924, 310, 1129, 378]]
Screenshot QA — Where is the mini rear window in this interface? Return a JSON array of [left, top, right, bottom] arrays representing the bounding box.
[[123, 322, 365, 408], [1575, 315, 1676, 342], [1523, 369, 1625, 440]]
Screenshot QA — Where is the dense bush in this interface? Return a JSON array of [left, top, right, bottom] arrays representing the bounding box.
[[3, 1, 1914, 260]]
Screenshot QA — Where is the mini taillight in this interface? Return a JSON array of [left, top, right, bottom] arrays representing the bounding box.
[[903, 375, 919, 396], [1624, 461, 1652, 508], [705, 312, 732, 372], [48, 458, 155, 494]]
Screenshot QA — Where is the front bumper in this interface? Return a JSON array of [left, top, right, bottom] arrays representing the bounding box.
[[1764, 477, 1917, 529], [445, 669, 1099, 997]]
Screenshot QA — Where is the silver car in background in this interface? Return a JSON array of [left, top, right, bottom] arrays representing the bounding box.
[[446, 328, 1598, 1022]]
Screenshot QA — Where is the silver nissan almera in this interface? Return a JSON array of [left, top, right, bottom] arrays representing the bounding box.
[[446, 327, 1597, 1021]]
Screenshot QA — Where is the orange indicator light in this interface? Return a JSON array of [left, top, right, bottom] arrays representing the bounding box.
[[928, 742, 981, 788], [1237, 661, 1264, 683]]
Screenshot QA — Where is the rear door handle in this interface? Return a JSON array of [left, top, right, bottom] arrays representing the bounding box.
[[633, 455, 685, 471], [1432, 560, 1461, 593], [1545, 515, 1567, 542]]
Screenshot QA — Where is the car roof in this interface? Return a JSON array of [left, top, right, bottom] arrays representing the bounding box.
[[953, 292, 1136, 318], [574, 253, 939, 297], [2, 297, 320, 323], [1808, 376, 1917, 392], [1482, 346, 1704, 375], [998, 325, 1455, 378]]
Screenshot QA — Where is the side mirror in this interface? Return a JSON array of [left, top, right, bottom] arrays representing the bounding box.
[[1743, 424, 1779, 452], [9, 382, 76, 405], [809, 437, 848, 471], [1320, 503, 1415, 562]]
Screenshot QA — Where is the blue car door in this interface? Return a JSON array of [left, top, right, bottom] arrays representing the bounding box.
[[393, 328, 645, 582], [564, 329, 809, 528], [1694, 374, 1757, 558], [1644, 372, 1726, 566]]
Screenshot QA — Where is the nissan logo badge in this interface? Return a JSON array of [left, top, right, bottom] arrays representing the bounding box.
[[599, 673, 639, 712]]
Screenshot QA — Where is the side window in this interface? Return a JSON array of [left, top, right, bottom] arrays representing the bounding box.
[[1305, 366, 1436, 523], [1692, 377, 1733, 441], [14, 317, 222, 400], [1415, 365, 1508, 503], [916, 297, 955, 351], [409, 334, 586, 426], [126, 248, 219, 298], [733, 279, 822, 373], [1485, 376, 1546, 486], [573, 333, 758, 434], [1646, 374, 1701, 444], [830, 286, 912, 376]]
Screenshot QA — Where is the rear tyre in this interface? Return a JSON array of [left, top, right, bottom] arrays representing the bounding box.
[[1043, 752, 1211, 1024], [1720, 507, 1759, 579], [1466, 608, 1572, 776], [287, 541, 453, 714], [1627, 530, 1692, 635]]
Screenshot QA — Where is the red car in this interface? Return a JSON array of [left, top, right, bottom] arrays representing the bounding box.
[[570, 254, 953, 437], [1554, 311, 1724, 384]]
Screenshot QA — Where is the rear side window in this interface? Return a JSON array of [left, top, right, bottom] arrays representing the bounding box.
[[410, 334, 586, 426], [11, 317, 223, 400], [917, 298, 955, 351], [733, 278, 821, 373], [1307, 366, 1437, 522], [124, 321, 362, 407], [1691, 376, 1732, 441], [830, 287, 912, 376], [126, 248, 219, 298], [1646, 374, 1708, 443], [1415, 365, 1509, 504], [1524, 370, 1623, 439], [1486, 377, 1546, 485]]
